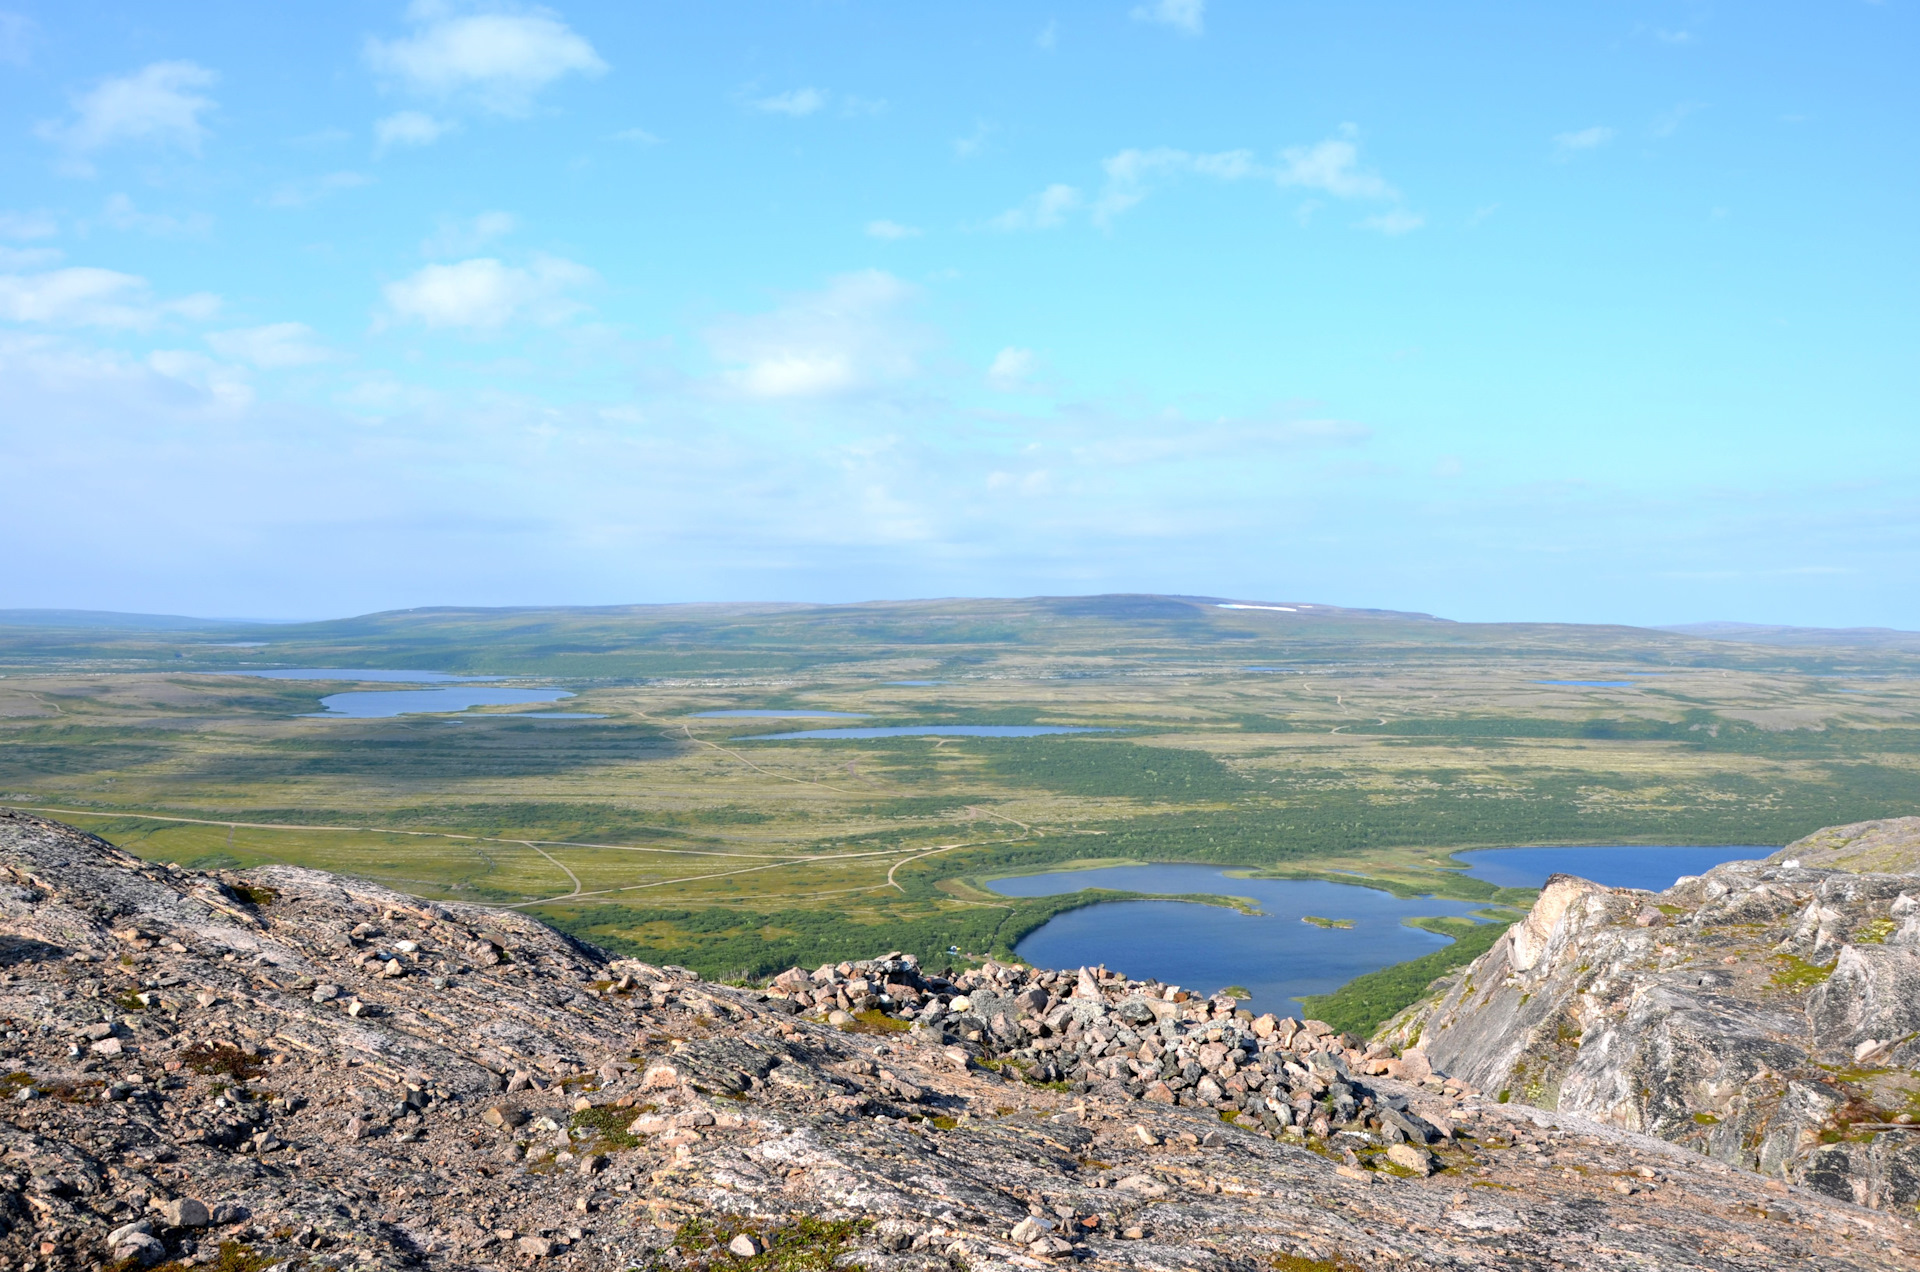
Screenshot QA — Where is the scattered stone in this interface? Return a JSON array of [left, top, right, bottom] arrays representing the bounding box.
[[158, 1198, 211, 1227], [727, 1234, 763, 1257]]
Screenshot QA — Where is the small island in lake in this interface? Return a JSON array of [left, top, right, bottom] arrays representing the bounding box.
[[1302, 915, 1355, 929]]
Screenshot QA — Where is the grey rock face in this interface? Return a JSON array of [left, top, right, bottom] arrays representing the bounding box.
[[1383, 856, 1920, 1210], [4, 808, 1919, 1271]]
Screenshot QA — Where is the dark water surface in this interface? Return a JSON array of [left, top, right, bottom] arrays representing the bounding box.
[[737, 725, 1111, 740], [1452, 844, 1770, 891], [986, 864, 1485, 1016], [304, 688, 575, 718]]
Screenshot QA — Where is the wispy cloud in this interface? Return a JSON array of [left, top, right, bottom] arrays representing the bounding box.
[[0, 266, 218, 328], [1553, 125, 1615, 158], [0, 210, 59, 240], [1131, 0, 1204, 36], [865, 220, 922, 241], [364, 3, 606, 115], [988, 346, 1037, 388], [953, 120, 993, 159], [610, 126, 661, 145], [1036, 20, 1059, 50], [706, 270, 923, 399], [423, 210, 517, 258], [264, 171, 372, 209], [750, 87, 826, 117], [988, 183, 1082, 231], [0, 10, 36, 65], [998, 129, 1408, 231], [36, 62, 218, 173], [1274, 131, 1394, 198], [1094, 146, 1256, 223], [375, 110, 456, 151], [380, 254, 595, 331], [1652, 102, 1705, 138], [1359, 209, 1424, 236], [98, 193, 213, 237], [207, 322, 335, 368]]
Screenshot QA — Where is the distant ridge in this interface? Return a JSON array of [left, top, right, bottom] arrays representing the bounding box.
[[1662, 621, 1920, 651], [0, 609, 273, 631]]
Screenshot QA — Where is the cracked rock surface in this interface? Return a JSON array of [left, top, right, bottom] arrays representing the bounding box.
[[1384, 832, 1920, 1212], [1, 809, 1917, 1271]]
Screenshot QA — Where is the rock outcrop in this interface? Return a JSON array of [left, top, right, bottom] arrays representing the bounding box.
[[1383, 843, 1920, 1212], [3, 808, 1918, 1271]]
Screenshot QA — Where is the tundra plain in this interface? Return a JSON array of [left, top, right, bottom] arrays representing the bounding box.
[[2, 596, 1917, 1017]]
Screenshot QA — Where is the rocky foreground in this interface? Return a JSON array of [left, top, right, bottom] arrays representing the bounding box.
[[2, 809, 1917, 1272], [1383, 818, 1920, 1212]]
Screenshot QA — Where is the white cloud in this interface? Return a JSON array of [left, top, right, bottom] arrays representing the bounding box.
[[988, 347, 1036, 387], [1132, 0, 1204, 35], [706, 270, 922, 399], [423, 210, 517, 257], [380, 254, 594, 331], [375, 110, 456, 150], [751, 88, 825, 117], [865, 219, 921, 241], [1036, 20, 1058, 50], [0, 210, 58, 240], [365, 3, 606, 114], [37, 62, 218, 167], [1359, 209, 1424, 235], [611, 126, 661, 145], [1553, 125, 1615, 157], [263, 172, 373, 210], [0, 267, 217, 329], [989, 183, 1082, 231], [99, 193, 214, 236], [207, 322, 335, 368], [1274, 133, 1394, 199]]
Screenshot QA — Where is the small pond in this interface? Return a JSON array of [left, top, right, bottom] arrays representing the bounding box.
[[304, 688, 576, 718], [1452, 844, 1769, 891], [736, 725, 1112, 740], [986, 864, 1486, 1017]]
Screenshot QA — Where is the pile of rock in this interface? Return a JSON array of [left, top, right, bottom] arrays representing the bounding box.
[[5, 808, 1917, 1272], [769, 957, 1467, 1148]]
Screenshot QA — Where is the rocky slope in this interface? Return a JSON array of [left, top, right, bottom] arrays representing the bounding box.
[[2, 809, 1916, 1272], [1383, 819, 1920, 1212]]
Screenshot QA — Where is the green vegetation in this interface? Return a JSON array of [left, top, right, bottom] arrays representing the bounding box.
[[3, 596, 1916, 1002], [660, 1214, 874, 1272], [567, 1104, 641, 1151], [1770, 955, 1839, 990], [1300, 916, 1354, 929], [1299, 918, 1514, 1037]]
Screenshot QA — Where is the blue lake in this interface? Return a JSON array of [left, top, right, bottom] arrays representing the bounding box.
[[986, 844, 1776, 1016], [1452, 844, 1769, 891], [884, 680, 945, 686], [986, 864, 1486, 1017], [692, 710, 871, 718], [1535, 679, 1636, 687], [304, 688, 575, 718], [231, 668, 502, 683], [736, 725, 1112, 740]]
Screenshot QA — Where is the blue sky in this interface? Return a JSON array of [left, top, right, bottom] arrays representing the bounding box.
[[1, 1, 1914, 625]]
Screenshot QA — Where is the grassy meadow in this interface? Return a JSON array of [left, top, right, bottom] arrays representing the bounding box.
[[3, 596, 1918, 1027]]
